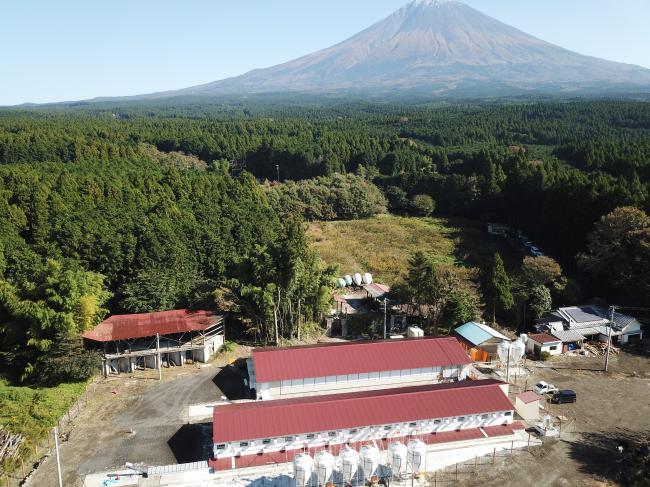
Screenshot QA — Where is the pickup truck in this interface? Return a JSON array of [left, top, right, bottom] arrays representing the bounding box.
[[534, 381, 559, 395]]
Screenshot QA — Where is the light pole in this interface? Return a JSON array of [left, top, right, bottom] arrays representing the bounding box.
[[604, 305, 616, 372], [275, 164, 280, 182], [383, 298, 388, 340]]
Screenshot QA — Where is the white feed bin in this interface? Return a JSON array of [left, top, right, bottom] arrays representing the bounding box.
[[387, 441, 408, 478], [315, 450, 335, 486], [293, 453, 314, 487], [359, 444, 380, 480], [363, 272, 373, 284], [407, 439, 427, 475], [339, 446, 360, 483], [344, 275, 353, 286], [497, 340, 510, 364], [353, 273, 363, 286], [337, 278, 347, 288]]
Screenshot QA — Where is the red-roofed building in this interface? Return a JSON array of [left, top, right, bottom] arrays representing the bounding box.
[[83, 309, 224, 376], [525, 333, 562, 358], [211, 379, 515, 469], [247, 337, 472, 399]]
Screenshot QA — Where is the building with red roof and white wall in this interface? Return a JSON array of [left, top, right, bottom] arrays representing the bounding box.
[[83, 309, 224, 376], [246, 337, 473, 400]]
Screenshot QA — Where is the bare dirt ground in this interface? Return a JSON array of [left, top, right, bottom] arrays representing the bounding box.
[[28, 343, 649, 487]]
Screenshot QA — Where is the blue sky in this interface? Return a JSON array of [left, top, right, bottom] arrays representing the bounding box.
[[2, 0, 649, 105]]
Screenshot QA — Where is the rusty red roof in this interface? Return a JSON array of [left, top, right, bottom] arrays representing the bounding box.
[[528, 333, 561, 344], [213, 379, 512, 443], [253, 337, 472, 382], [82, 309, 222, 342], [252, 337, 471, 383], [516, 391, 541, 404]]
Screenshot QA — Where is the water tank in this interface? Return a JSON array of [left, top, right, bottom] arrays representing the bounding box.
[[519, 333, 528, 344], [407, 326, 424, 338], [497, 340, 510, 364], [315, 450, 335, 486], [387, 442, 408, 478], [339, 446, 360, 483], [344, 275, 353, 286], [407, 439, 427, 475], [353, 273, 363, 286], [293, 453, 314, 487], [359, 445, 380, 480], [363, 273, 373, 284], [510, 338, 526, 365], [337, 278, 347, 288]]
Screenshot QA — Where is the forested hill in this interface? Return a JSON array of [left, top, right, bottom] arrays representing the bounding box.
[[0, 99, 648, 382]]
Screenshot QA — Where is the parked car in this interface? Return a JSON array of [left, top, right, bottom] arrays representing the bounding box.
[[534, 381, 559, 395], [551, 390, 577, 404]]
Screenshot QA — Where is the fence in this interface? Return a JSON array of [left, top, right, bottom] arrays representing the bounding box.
[[2, 380, 99, 487]]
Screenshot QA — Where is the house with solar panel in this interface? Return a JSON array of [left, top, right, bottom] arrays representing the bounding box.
[[83, 309, 224, 376], [246, 337, 473, 400], [453, 322, 511, 362], [210, 379, 524, 471], [535, 305, 643, 345]]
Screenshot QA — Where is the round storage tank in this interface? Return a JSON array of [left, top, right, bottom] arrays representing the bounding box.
[[407, 439, 427, 476], [363, 272, 373, 284], [497, 340, 510, 364], [353, 273, 363, 286], [339, 446, 360, 483], [344, 275, 353, 286], [337, 278, 347, 288], [314, 450, 335, 486], [359, 445, 380, 480], [293, 453, 314, 487], [510, 338, 525, 364], [388, 442, 408, 478]]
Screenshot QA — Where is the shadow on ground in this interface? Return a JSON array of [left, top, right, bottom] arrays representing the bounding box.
[[213, 361, 253, 400], [168, 422, 213, 464], [567, 429, 650, 486]]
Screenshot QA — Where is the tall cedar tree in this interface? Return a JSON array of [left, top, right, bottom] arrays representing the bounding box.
[[485, 253, 514, 324]]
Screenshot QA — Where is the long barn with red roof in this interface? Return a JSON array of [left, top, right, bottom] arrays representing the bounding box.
[[246, 336, 472, 399]]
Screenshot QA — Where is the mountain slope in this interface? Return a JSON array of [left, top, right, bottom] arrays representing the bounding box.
[[140, 0, 650, 98]]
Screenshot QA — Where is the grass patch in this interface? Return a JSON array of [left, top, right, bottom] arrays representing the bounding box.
[[0, 377, 86, 473], [308, 214, 521, 285]]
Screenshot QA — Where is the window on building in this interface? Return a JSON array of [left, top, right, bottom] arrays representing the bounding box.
[[262, 439, 272, 445], [216, 444, 226, 450], [409, 422, 417, 427], [549, 346, 557, 351], [458, 417, 465, 421], [383, 425, 392, 431], [239, 441, 249, 447], [303, 377, 315, 386], [285, 437, 294, 442], [504, 411, 512, 416], [306, 434, 315, 439], [481, 414, 489, 419], [359, 373, 369, 381], [349, 429, 358, 434], [328, 431, 337, 437], [434, 419, 441, 424]]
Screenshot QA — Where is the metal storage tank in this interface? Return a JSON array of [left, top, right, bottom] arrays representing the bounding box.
[[353, 273, 363, 286], [339, 446, 360, 484], [359, 444, 380, 480], [362, 272, 373, 284], [315, 450, 335, 486], [387, 441, 408, 478], [344, 275, 353, 286], [407, 439, 427, 476], [337, 278, 347, 288], [293, 453, 314, 487]]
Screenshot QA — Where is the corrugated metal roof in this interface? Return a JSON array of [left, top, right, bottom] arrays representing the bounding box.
[[82, 309, 222, 342], [516, 391, 541, 404], [363, 283, 390, 299], [455, 322, 508, 346], [528, 333, 561, 344], [213, 379, 512, 443], [252, 337, 471, 383], [550, 329, 585, 343]]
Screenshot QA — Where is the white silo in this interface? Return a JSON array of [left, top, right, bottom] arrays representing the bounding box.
[[344, 275, 353, 286], [359, 444, 380, 480], [337, 278, 347, 288], [353, 273, 363, 286], [339, 446, 360, 484], [314, 450, 335, 486], [497, 340, 510, 364], [387, 442, 408, 478], [293, 453, 314, 487], [510, 338, 526, 365], [407, 439, 427, 476], [363, 272, 373, 284]]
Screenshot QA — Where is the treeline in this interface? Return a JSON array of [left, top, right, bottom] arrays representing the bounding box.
[[0, 157, 334, 383]]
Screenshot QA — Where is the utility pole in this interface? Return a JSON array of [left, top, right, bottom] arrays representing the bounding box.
[[383, 298, 388, 340], [604, 305, 616, 372], [156, 333, 162, 381], [275, 164, 280, 182], [53, 427, 63, 487]]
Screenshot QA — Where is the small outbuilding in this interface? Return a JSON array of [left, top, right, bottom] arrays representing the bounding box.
[[454, 321, 510, 362], [515, 391, 541, 421], [526, 333, 562, 358]]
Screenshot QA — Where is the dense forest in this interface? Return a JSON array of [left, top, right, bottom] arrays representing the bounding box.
[[0, 98, 648, 383]]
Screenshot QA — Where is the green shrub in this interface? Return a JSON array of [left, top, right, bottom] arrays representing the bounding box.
[[540, 351, 551, 361]]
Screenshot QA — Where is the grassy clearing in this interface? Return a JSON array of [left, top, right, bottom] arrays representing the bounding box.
[[308, 214, 521, 285], [0, 378, 86, 473]]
